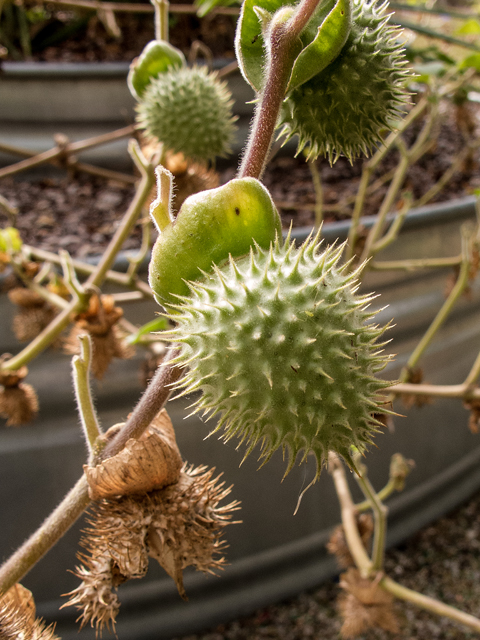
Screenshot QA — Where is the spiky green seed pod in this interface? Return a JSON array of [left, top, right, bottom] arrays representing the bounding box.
[[280, 0, 410, 163], [136, 66, 237, 162], [167, 232, 392, 477]]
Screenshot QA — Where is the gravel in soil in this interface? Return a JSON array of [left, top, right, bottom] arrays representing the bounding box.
[[174, 491, 480, 640], [1, 97, 479, 259]]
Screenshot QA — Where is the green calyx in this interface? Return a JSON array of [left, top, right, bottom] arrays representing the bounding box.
[[166, 232, 393, 477], [136, 66, 237, 162], [148, 176, 282, 310], [128, 40, 186, 100], [280, 0, 411, 163]]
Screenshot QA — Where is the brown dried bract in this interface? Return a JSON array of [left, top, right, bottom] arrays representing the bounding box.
[[327, 514, 374, 569], [64, 294, 134, 379], [0, 366, 39, 426], [400, 367, 432, 408], [84, 409, 183, 499], [8, 287, 56, 343], [0, 583, 59, 640], [338, 568, 399, 638], [464, 397, 480, 434], [63, 463, 240, 634]]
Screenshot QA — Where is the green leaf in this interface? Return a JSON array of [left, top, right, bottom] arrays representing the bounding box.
[[235, 0, 297, 92], [460, 52, 480, 71], [454, 18, 480, 37], [287, 0, 351, 91], [126, 317, 168, 345]]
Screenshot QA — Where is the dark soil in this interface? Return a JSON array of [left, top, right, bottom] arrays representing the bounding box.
[[2, 2, 237, 63], [1, 97, 478, 258], [174, 490, 480, 640]]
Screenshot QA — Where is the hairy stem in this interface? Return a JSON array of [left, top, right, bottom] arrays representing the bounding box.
[[238, 0, 321, 179], [353, 467, 388, 571], [72, 334, 102, 457], [0, 348, 182, 593]]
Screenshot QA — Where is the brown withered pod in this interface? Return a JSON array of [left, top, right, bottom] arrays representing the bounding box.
[[0, 583, 59, 640], [63, 293, 134, 380], [0, 365, 38, 426], [338, 568, 399, 638], [64, 409, 240, 634], [8, 287, 57, 343]]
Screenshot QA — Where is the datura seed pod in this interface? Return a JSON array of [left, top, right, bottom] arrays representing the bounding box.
[[148, 170, 282, 310], [166, 232, 392, 477], [280, 0, 410, 162], [136, 66, 237, 161]]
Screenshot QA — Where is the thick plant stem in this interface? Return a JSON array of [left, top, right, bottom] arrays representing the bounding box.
[[97, 347, 182, 461], [0, 349, 182, 594], [72, 334, 102, 456], [353, 468, 388, 571], [0, 475, 90, 595], [308, 158, 323, 228], [329, 453, 373, 578], [152, 0, 169, 41], [238, 0, 321, 180], [392, 381, 480, 401], [381, 576, 480, 633]]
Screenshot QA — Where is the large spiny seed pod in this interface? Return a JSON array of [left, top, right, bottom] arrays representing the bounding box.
[[0, 584, 59, 640], [136, 66, 237, 162], [167, 232, 392, 476], [280, 0, 410, 163]]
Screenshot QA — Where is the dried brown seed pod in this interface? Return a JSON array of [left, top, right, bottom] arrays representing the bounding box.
[[8, 287, 56, 343], [338, 568, 399, 638], [327, 514, 374, 569], [0, 584, 59, 640], [64, 294, 134, 379], [0, 366, 39, 426], [84, 409, 183, 499], [64, 463, 240, 633]]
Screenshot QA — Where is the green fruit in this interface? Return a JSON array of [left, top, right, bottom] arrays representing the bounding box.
[[128, 40, 186, 100], [166, 232, 392, 476], [148, 178, 282, 310], [136, 66, 237, 162], [280, 0, 410, 163]]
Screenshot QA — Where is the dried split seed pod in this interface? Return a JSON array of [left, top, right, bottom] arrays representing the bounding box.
[[84, 409, 183, 499], [64, 294, 134, 379], [64, 463, 240, 633], [0, 366, 38, 426]]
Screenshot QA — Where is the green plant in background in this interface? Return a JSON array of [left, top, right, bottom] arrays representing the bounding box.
[[2, 0, 480, 636]]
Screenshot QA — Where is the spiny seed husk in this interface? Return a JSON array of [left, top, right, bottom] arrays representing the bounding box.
[[280, 0, 411, 163], [167, 232, 393, 477], [136, 66, 237, 162]]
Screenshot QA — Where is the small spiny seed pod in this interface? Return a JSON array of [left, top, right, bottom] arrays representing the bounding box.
[[136, 66, 237, 162], [280, 0, 411, 163], [166, 232, 392, 476]]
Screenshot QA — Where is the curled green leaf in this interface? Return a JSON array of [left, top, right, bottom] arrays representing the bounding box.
[[287, 0, 351, 91]]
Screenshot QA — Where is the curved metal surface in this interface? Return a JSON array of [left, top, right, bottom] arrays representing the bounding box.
[[1, 201, 480, 639]]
